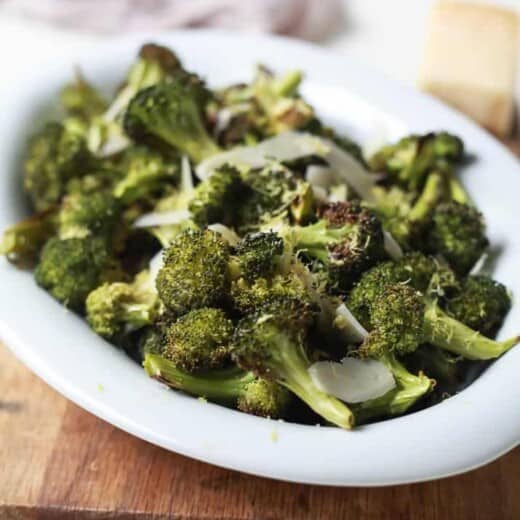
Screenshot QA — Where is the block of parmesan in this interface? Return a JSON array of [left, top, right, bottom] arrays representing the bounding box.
[[419, 1, 519, 137]]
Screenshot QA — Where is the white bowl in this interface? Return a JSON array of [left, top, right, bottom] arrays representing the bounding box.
[[0, 30, 519, 486]]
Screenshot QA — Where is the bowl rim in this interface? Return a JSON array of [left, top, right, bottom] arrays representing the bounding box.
[[0, 29, 519, 486]]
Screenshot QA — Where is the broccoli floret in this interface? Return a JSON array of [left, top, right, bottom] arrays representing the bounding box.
[[60, 71, 107, 123], [444, 275, 511, 337], [359, 284, 425, 358], [188, 165, 244, 226], [144, 353, 289, 418], [155, 229, 230, 315], [162, 308, 234, 372], [286, 200, 386, 291], [348, 261, 518, 361], [24, 122, 96, 211], [352, 353, 432, 423], [0, 208, 57, 267], [237, 163, 310, 229], [424, 201, 489, 275], [232, 231, 285, 282], [232, 310, 354, 429], [368, 132, 464, 193], [113, 146, 178, 205], [124, 81, 220, 163], [35, 236, 122, 310], [59, 190, 121, 240], [89, 43, 204, 155], [86, 270, 159, 339]]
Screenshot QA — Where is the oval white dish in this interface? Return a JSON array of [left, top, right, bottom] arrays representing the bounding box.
[[0, 30, 518, 486]]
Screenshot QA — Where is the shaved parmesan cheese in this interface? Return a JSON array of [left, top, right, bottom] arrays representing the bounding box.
[[133, 209, 192, 228], [309, 357, 395, 404], [196, 131, 378, 202], [383, 230, 404, 260], [334, 304, 368, 343], [306, 164, 335, 188], [207, 223, 240, 245], [148, 249, 164, 290]]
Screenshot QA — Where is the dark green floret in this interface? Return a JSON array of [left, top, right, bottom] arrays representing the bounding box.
[[124, 81, 220, 163], [35, 236, 122, 310], [162, 307, 234, 372], [24, 122, 95, 211], [155, 228, 230, 315], [444, 275, 511, 337]]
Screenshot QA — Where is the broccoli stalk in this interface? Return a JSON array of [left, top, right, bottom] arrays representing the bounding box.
[[423, 301, 518, 360], [232, 313, 354, 429], [143, 353, 289, 418], [352, 353, 432, 423]]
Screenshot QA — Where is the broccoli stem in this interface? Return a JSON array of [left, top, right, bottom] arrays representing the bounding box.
[[447, 176, 471, 205], [144, 353, 255, 403], [353, 354, 432, 423], [408, 171, 445, 222], [273, 334, 355, 429], [272, 70, 302, 97], [423, 301, 519, 360]]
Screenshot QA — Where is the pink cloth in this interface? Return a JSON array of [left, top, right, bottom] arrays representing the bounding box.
[[1, 0, 343, 41]]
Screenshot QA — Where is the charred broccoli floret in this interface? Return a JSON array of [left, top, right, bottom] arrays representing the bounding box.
[[155, 229, 230, 315], [24, 122, 95, 211], [60, 72, 107, 123], [424, 201, 489, 275], [232, 309, 354, 429], [188, 165, 244, 226], [144, 353, 290, 418], [124, 81, 220, 163], [285, 200, 386, 291], [348, 261, 518, 361], [444, 275, 511, 337], [86, 270, 158, 339], [0, 208, 57, 267], [162, 307, 234, 372], [34, 236, 122, 310]]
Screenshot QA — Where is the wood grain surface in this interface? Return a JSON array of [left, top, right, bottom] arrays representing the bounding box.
[[1, 342, 519, 520]]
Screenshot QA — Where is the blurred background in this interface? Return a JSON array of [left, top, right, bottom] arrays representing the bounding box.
[[0, 0, 518, 143]]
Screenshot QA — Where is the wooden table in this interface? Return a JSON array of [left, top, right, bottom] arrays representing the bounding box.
[[1, 342, 519, 520]]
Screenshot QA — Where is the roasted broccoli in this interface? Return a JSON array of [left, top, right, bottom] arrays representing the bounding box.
[[24, 122, 96, 211], [144, 353, 290, 418], [161, 307, 234, 372], [86, 270, 158, 339], [124, 81, 220, 163], [35, 236, 122, 310], [60, 71, 107, 123], [444, 275, 511, 337], [155, 228, 230, 315], [232, 309, 354, 429], [284, 200, 386, 291]]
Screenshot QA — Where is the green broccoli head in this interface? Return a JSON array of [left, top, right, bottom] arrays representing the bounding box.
[[290, 200, 386, 291], [233, 231, 285, 282], [232, 311, 354, 429], [123, 81, 220, 163], [24, 122, 96, 211], [432, 132, 464, 162], [237, 378, 291, 418], [35, 236, 122, 310], [156, 228, 230, 315], [188, 165, 244, 226], [360, 284, 425, 358], [445, 275, 511, 337], [425, 201, 488, 275], [162, 307, 234, 372], [59, 190, 121, 240], [60, 72, 107, 123], [86, 271, 159, 339], [113, 146, 178, 205]]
